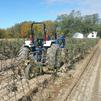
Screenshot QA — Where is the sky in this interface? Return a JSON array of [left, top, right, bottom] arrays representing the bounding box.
[[0, 0, 101, 29]]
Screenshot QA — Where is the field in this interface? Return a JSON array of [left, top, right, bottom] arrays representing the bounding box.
[[0, 38, 99, 101]]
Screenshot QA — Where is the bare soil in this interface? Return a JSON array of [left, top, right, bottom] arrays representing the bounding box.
[[0, 40, 100, 101]]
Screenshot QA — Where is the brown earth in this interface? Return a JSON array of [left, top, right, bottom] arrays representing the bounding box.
[[0, 40, 100, 101], [31, 40, 101, 101]]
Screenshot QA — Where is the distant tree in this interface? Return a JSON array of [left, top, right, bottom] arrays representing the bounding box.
[[56, 10, 82, 37], [20, 21, 31, 38], [56, 10, 100, 37], [0, 29, 6, 38], [1, 12, 101, 39], [44, 20, 56, 35]]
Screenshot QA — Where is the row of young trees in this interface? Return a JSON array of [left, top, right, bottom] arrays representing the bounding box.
[[0, 10, 101, 38]]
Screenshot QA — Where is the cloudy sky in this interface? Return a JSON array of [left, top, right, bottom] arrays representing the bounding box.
[[0, 0, 100, 28]]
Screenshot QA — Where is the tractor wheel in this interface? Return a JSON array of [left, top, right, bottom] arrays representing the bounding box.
[[17, 47, 30, 61], [25, 64, 40, 80], [12, 47, 30, 78], [47, 44, 62, 69]]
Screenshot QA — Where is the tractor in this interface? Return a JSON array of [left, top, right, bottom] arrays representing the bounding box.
[[18, 22, 65, 79]]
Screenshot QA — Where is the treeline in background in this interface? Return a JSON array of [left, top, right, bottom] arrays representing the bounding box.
[[0, 10, 101, 38]]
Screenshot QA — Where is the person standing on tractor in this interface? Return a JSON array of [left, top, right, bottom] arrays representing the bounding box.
[[59, 32, 65, 48], [46, 33, 51, 41]]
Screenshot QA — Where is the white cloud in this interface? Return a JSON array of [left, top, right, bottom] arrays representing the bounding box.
[[43, 0, 70, 4], [43, 0, 101, 16], [78, 0, 101, 16]]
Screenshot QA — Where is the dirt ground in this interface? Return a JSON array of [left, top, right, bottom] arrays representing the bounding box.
[[30, 41, 100, 101], [0, 40, 100, 101]]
